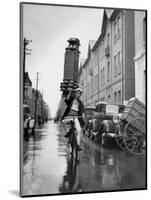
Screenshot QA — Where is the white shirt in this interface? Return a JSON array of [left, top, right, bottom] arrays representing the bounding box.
[[71, 99, 79, 112], [29, 119, 35, 128]]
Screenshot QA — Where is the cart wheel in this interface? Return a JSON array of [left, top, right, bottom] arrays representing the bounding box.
[[124, 118, 146, 155], [115, 126, 127, 150]]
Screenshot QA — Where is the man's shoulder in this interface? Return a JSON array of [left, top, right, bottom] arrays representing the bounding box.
[[78, 99, 84, 106]]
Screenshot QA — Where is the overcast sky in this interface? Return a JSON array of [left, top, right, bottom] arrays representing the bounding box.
[[23, 3, 103, 117]]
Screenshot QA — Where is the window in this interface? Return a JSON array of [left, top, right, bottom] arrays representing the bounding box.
[[95, 75, 97, 91], [107, 33, 110, 46], [103, 67, 105, 85], [108, 95, 111, 103], [117, 16, 121, 37], [94, 75, 96, 91], [86, 83, 88, 96], [107, 62, 110, 81], [117, 51, 121, 74], [118, 90, 121, 104], [89, 82, 91, 95], [102, 69, 103, 86], [143, 15, 146, 46], [96, 74, 98, 90], [102, 69, 103, 85], [114, 55, 117, 76], [93, 77, 95, 92], [114, 22, 117, 41], [114, 92, 117, 104], [91, 78, 92, 92], [101, 69, 103, 86], [99, 69, 101, 87], [91, 77, 93, 93]]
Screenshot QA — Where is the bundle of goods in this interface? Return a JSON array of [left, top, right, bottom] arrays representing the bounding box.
[[60, 38, 80, 97], [121, 97, 146, 131], [60, 79, 79, 97]]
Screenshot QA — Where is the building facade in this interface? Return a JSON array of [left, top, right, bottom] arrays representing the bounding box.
[[24, 72, 32, 106], [79, 9, 135, 107], [24, 72, 50, 121], [134, 11, 146, 104]]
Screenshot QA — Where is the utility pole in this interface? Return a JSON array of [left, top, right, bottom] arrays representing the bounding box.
[[23, 37, 32, 101], [41, 90, 43, 123], [34, 72, 39, 125], [23, 38, 32, 74]]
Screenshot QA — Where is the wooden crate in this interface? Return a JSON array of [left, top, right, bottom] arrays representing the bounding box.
[[121, 97, 146, 131]]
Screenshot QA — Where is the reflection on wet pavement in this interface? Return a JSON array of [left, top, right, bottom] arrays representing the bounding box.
[[79, 137, 146, 192], [22, 121, 146, 196], [23, 121, 67, 196]]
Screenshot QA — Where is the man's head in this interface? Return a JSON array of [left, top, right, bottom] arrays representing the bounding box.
[[75, 88, 82, 99]]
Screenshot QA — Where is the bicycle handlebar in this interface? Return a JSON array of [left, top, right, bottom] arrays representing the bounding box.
[[63, 116, 83, 119]]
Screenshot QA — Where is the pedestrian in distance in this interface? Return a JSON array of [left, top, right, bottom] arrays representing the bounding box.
[[24, 115, 30, 137], [28, 117, 36, 135]]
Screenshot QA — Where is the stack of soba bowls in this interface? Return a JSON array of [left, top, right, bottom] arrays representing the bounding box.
[[60, 79, 79, 97]]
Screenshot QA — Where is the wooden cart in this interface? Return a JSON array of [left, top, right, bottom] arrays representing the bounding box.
[[115, 98, 146, 155]]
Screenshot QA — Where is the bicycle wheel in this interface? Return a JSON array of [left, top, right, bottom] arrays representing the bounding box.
[[69, 129, 78, 159], [123, 118, 146, 155]]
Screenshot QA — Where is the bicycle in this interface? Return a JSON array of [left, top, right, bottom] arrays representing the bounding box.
[[62, 116, 83, 159]]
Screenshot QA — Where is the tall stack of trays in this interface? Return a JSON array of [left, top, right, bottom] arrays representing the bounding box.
[[60, 38, 80, 97]]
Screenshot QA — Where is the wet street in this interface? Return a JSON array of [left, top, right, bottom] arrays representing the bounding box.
[[22, 121, 146, 196]]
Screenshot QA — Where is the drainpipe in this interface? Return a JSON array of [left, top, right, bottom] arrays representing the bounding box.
[[121, 11, 124, 105], [110, 21, 113, 103], [90, 54, 93, 105], [98, 48, 99, 101]]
